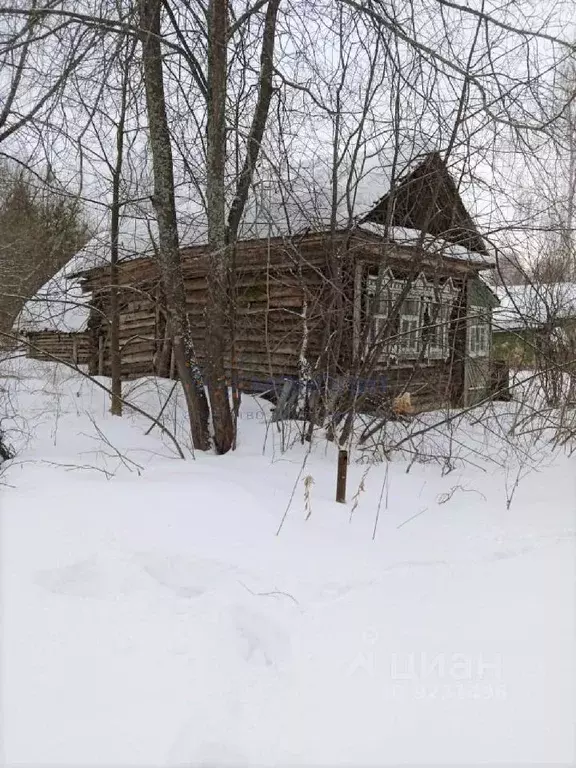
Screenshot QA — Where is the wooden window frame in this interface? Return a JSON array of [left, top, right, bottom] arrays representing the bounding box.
[[468, 305, 490, 358], [365, 270, 458, 362]]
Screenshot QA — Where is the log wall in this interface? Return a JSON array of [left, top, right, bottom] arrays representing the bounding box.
[[25, 331, 91, 365], [82, 236, 331, 389], [77, 231, 481, 409]]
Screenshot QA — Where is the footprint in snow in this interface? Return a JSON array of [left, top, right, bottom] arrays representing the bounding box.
[[36, 554, 148, 599], [230, 604, 290, 668], [489, 545, 535, 561], [132, 551, 275, 601], [132, 551, 248, 599], [309, 566, 449, 605], [488, 533, 576, 562]]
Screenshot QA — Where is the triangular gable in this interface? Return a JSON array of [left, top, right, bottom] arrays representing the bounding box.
[[471, 276, 500, 308], [360, 152, 487, 255]]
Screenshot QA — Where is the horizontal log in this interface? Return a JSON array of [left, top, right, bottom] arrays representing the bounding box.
[[119, 318, 157, 333]]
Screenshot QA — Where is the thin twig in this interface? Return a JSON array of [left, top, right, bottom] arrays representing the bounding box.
[[372, 461, 389, 540], [397, 507, 429, 529], [276, 450, 311, 536], [238, 579, 300, 605], [145, 380, 178, 435]]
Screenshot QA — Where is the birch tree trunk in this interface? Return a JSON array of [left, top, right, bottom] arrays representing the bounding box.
[[139, 0, 211, 451]]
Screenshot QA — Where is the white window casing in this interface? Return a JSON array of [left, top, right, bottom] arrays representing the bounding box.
[[366, 271, 458, 361], [365, 270, 395, 358], [397, 296, 421, 357], [468, 305, 490, 358], [424, 300, 450, 359], [423, 279, 458, 359]]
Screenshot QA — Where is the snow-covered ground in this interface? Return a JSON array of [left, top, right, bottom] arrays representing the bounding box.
[[0, 358, 575, 766]]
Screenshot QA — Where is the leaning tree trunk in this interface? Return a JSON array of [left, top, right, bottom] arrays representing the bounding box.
[[205, 0, 234, 454], [139, 0, 210, 451]]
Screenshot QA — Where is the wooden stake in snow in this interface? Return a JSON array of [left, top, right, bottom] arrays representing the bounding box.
[[336, 449, 348, 503]]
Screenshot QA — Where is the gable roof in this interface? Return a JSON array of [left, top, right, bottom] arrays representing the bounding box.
[[360, 152, 488, 256], [470, 275, 500, 307], [23, 153, 493, 321], [356, 223, 494, 267], [493, 282, 576, 331]]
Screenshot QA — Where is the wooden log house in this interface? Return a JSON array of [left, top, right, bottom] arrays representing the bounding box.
[[27, 153, 499, 410], [24, 329, 91, 365], [14, 259, 92, 366]]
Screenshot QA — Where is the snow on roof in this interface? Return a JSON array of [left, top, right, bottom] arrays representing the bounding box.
[[14, 226, 154, 334], [14, 267, 90, 334], [72, 223, 159, 270], [357, 222, 496, 266], [237, 152, 431, 239], [493, 283, 576, 331], [224, 151, 490, 260], [27, 152, 489, 305]]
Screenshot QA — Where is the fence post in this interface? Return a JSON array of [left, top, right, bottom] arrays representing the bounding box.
[[336, 449, 348, 503]]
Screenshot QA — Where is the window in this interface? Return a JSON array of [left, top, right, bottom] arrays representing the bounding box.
[[365, 272, 396, 357], [468, 305, 490, 357], [365, 271, 458, 362], [397, 297, 421, 357], [423, 300, 452, 358]]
